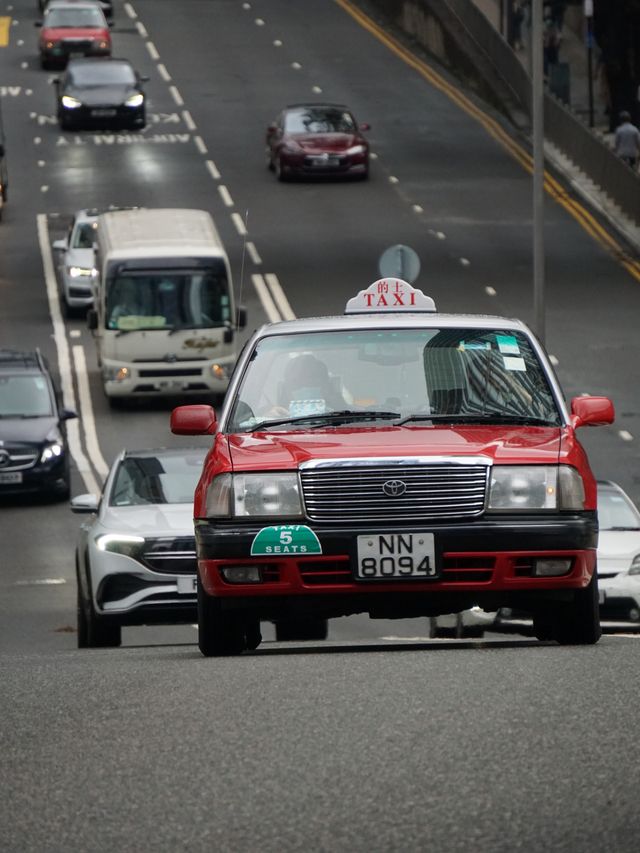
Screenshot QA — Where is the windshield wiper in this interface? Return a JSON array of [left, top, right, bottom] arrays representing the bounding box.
[[247, 410, 401, 433], [395, 413, 557, 427]]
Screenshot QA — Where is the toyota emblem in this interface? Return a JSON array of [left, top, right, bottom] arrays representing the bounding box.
[[382, 479, 407, 497]]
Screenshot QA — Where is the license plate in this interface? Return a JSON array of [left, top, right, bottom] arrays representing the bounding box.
[[0, 471, 22, 484], [70, 51, 85, 58], [157, 380, 184, 391], [91, 109, 116, 117], [356, 533, 437, 580], [311, 156, 339, 166], [176, 576, 197, 594]]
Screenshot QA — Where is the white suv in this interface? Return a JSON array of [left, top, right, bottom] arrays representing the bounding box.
[[52, 208, 99, 316]]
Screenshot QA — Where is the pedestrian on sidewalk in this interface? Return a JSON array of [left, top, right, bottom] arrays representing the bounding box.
[[543, 15, 561, 77], [614, 111, 640, 170]]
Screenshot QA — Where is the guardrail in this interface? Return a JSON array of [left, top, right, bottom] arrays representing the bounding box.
[[358, 0, 640, 226]]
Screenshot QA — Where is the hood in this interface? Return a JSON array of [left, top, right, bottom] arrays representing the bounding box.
[[64, 247, 95, 267], [597, 530, 640, 571], [43, 26, 109, 41], [294, 133, 362, 153], [102, 503, 194, 536], [227, 425, 563, 471], [0, 415, 58, 446], [66, 83, 134, 107], [109, 328, 222, 360]]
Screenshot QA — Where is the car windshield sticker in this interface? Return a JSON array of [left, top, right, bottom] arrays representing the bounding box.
[[496, 334, 520, 355], [250, 525, 322, 556], [502, 355, 527, 372], [289, 399, 326, 417], [457, 341, 491, 351]]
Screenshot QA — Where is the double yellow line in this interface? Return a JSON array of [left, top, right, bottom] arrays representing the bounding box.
[[335, 0, 640, 282], [0, 17, 12, 47]]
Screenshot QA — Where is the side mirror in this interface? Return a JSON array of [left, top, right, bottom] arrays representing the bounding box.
[[570, 396, 615, 428], [235, 306, 247, 329], [70, 493, 99, 514], [60, 408, 78, 421], [359, 122, 371, 131], [223, 326, 234, 344], [171, 405, 217, 436], [87, 308, 98, 330], [52, 238, 67, 251]]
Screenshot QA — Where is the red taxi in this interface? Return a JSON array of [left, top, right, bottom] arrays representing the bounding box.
[[36, 2, 111, 69], [171, 280, 614, 656]]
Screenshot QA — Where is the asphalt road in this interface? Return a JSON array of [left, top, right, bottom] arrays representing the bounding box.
[[1, 1, 640, 851]]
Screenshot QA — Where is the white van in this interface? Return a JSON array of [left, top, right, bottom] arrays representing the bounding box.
[[89, 208, 245, 404]]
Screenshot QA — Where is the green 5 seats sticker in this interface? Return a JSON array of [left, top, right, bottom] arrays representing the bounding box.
[[250, 525, 322, 556]]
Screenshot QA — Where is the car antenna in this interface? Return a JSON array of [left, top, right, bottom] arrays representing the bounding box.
[[236, 209, 249, 330]]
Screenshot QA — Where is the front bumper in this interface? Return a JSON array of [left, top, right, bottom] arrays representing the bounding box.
[[102, 356, 232, 398], [60, 104, 145, 130], [282, 151, 368, 177], [42, 43, 110, 65], [195, 514, 598, 620], [0, 455, 69, 496], [61, 274, 94, 309]]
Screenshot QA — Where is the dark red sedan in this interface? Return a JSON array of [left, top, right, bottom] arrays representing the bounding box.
[[36, 1, 111, 69], [266, 103, 370, 181]]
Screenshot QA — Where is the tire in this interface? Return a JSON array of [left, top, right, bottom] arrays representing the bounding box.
[[77, 569, 121, 648], [197, 577, 247, 656], [535, 573, 601, 645], [275, 617, 328, 642], [428, 617, 440, 639], [274, 156, 288, 182]]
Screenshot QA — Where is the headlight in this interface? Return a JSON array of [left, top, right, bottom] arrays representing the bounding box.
[[124, 93, 144, 108], [103, 366, 130, 382], [95, 534, 145, 557], [40, 442, 63, 463], [488, 465, 585, 511], [346, 144, 366, 155], [61, 95, 82, 110], [68, 266, 95, 278], [205, 473, 303, 518], [629, 555, 640, 576]]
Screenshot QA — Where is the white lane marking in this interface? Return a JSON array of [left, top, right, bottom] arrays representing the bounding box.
[[157, 63, 171, 82], [136, 21, 148, 38], [291, 62, 301, 69], [485, 286, 497, 296], [412, 204, 423, 213], [146, 41, 160, 61], [14, 578, 67, 586], [37, 160, 45, 167], [36, 214, 101, 496], [169, 86, 184, 106], [41, 186, 49, 193], [231, 212, 248, 236], [34, 136, 41, 144], [381, 636, 433, 642], [21, 61, 28, 69], [194, 135, 207, 154], [265, 273, 295, 320], [124, 2, 137, 19], [246, 241, 261, 265], [242, 2, 251, 8], [549, 354, 559, 366], [255, 18, 265, 26], [69, 329, 81, 338], [273, 39, 282, 47], [218, 185, 233, 207], [435, 231, 446, 240], [182, 110, 196, 130], [251, 274, 281, 323], [619, 430, 634, 442], [312, 86, 323, 94], [72, 346, 109, 479], [389, 175, 399, 184], [460, 258, 470, 266], [205, 159, 220, 180]]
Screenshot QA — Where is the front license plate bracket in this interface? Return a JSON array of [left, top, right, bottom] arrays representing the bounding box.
[[355, 532, 438, 581]]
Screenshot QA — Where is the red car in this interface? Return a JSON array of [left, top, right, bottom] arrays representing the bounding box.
[[266, 103, 370, 181], [171, 279, 614, 656], [36, 1, 111, 69]]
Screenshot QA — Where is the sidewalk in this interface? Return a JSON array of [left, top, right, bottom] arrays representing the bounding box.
[[473, 1, 640, 251]]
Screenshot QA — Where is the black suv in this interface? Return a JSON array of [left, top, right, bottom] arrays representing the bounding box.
[[0, 350, 77, 500]]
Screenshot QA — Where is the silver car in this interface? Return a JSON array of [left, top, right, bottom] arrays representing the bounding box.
[[52, 208, 99, 315], [72, 446, 206, 647], [597, 480, 640, 627]]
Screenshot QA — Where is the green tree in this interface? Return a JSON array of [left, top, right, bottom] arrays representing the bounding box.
[[593, 0, 640, 130]]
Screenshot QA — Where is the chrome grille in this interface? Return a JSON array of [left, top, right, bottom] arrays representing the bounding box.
[[0, 451, 39, 471], [300, 460, 489, 522]]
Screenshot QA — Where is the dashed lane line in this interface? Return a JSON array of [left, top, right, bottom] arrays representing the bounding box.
[[265, 273, 295, 320], [251, 274, 281, 323], [169, 85, 184, 106], [146, 41, 160, 61], [231, 212, 248, 236]]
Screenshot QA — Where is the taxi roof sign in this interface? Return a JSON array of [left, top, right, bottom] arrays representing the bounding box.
[[345, 279, 436, 314]]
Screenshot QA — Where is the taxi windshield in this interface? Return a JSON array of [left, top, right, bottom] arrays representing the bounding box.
[[227, 328, 562, 432]]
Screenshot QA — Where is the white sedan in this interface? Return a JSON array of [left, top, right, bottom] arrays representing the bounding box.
[[72, 446, 206, 647]]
